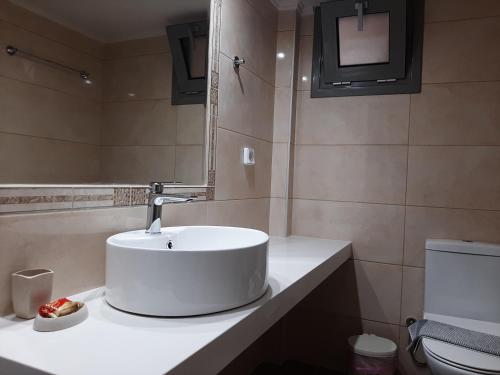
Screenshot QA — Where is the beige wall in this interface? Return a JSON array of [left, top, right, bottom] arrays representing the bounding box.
[[0, 0, 277, 323], [0, 0, 103, 183], [284, 1, 500, 374]]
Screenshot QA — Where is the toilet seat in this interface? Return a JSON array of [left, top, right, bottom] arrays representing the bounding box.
[[423, 338, 500, 374]]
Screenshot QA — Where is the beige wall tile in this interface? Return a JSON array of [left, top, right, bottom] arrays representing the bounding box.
[[297, 35, 313, 91], [160, 201, 208, 227], [102, 100, 177, 146], [0, 133, 100, 184], [103, 53, 171, 101], [0, 206, 146, 315], [220, 0, 276, 84], [174, 145, 205, 185], [269, 197, 288, 236], [273, 87, 292, 143], [296, 91, 410, 145], [407, 146, 500, 210], [275, 31, 295, 88], [271, 143, 289, 198], [100, 145, 175, 184], [425, 0, 500, 23], [206, 198, 270, 232], [278, 10, 296, 32], [176, 104, 206, 145], [410, 82, 500, 146], [422, 17, 500, 83], [314, 260, 403, 324], [0, 76, 101, 145], [103, 36, 169, 60], [218, 56, 274, 142], [300, 15, 314, 36], [0, 21, 102, 101], [0, 0, 102, 58], [404, 206, 500, 267], [293, 145, 407, 204], [292, 199, 405, 264], [400, 266, 425, 325], [214, 128, 272, 200]]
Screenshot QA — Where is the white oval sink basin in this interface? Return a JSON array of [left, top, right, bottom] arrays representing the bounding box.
[[105, 226, 269, 316]]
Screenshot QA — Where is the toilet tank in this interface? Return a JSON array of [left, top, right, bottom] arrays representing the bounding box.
[[425, 239, 500, 323]]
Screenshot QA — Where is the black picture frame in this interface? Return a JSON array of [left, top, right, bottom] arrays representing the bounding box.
[[167, 20, 208, 105], [311, 0, 424, 98]]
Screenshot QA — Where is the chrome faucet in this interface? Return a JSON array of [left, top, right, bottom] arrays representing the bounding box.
[[146, 182, 194, 234]]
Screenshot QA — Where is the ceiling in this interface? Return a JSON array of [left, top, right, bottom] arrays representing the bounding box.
[[10, 0, 210, 43]]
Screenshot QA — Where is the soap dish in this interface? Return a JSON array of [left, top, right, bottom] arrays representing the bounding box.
[[33, 303, 88, 332]]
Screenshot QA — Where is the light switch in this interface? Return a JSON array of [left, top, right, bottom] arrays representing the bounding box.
[[242, 147, 255, 166]]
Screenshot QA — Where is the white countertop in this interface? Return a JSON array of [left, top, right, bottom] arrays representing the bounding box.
[[0, 236, 351, 375]]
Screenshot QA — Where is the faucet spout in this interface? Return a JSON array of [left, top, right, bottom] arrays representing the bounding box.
[[146, 182, 195, 234]]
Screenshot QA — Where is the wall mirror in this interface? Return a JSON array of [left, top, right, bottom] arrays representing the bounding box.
[[0, 0, 215, 188]]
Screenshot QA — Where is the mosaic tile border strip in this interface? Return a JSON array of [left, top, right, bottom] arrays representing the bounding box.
[[0, 186, 208, 214]]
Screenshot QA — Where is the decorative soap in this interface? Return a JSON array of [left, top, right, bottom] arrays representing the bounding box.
[[38, 298, 82, 318]]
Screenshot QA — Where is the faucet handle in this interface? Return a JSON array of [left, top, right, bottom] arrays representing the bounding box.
[[150, 182, 163, 193]]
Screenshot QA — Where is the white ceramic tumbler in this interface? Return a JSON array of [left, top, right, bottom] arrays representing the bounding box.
[[11, 268, 54, 319]]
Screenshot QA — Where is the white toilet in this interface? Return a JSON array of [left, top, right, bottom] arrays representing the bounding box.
[[422, 239, 500, 375]]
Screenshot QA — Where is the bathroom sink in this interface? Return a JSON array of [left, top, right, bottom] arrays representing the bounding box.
[[105, 226, 269, 316]]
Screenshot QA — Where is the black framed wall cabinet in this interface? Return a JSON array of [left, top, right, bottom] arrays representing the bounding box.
[[167, 20, 209, 105], [311, 0, 424, 98]]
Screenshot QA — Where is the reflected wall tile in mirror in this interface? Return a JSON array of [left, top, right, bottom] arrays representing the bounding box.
[[0, 76, 101, 145], [103, 53, 172, 102], [0, 0, 102, 58], [174, 145, 205, 185], [0, 20, 103, 101], [100, 146, 175, 184], [0, 133, 100, 184], [103, 36, 170, 60], [102, 100, 177, 146], [176, 104, 206, 145]]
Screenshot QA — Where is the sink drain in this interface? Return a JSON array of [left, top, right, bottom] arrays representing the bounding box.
[[167, 240, 174, 250]]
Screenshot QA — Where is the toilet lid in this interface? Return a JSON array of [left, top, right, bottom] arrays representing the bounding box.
[[423, 338, 500, 373]]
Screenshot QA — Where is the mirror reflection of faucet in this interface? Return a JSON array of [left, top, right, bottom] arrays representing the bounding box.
[[146, 182, 195, 234]]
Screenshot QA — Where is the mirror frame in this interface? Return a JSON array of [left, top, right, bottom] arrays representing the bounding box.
[[0, 0, 221, 214]]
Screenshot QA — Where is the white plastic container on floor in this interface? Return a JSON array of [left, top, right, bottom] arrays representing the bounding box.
[[348, 334, 398, 375]]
